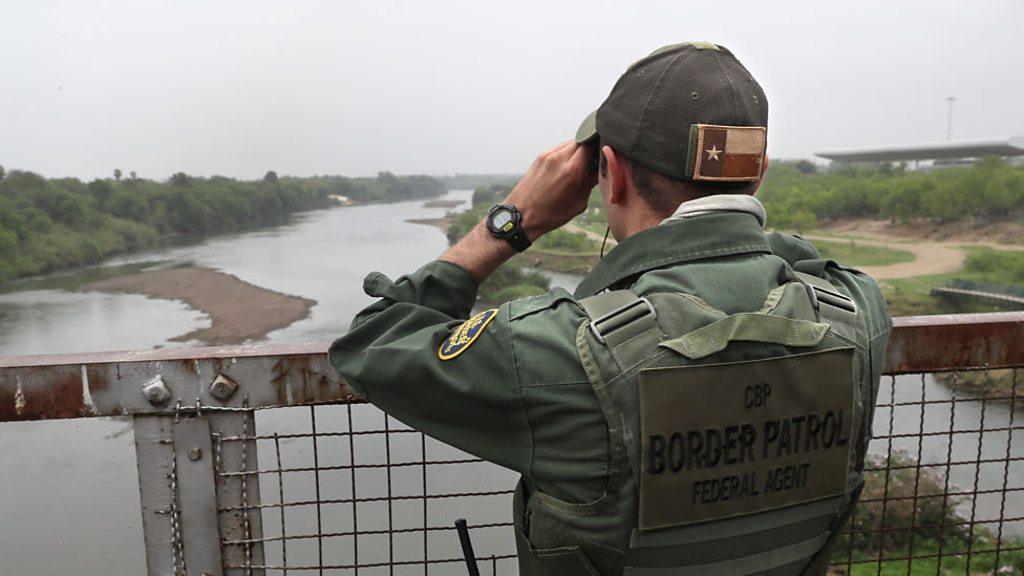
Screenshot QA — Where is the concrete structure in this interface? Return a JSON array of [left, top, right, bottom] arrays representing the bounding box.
[[816, 135, 1024, 168]]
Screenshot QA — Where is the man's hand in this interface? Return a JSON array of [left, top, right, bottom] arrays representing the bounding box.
[[439, 141, 598, 283], [506, 140, 599, 241]]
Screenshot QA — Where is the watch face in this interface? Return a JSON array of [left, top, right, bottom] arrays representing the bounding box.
[[492, 208, 514, 232]]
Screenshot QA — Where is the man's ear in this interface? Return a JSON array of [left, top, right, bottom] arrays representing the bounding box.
[[603, 146, 627, 205]]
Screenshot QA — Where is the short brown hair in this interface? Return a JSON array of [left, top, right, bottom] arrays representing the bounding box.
[[600, 151, 756, 217]]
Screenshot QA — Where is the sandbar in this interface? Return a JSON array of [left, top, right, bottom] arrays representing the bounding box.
[[423, 199, 464, 208], [82, 267, 316, 345]]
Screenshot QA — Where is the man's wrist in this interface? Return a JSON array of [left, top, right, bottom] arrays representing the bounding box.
[[439, 222, 516, 284]]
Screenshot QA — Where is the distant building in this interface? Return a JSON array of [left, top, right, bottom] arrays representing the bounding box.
[[815, 136, 1024, 170], [330, 195, 352, 205]]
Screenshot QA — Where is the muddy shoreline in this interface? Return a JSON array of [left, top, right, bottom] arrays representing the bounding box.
[[82, 267, 316, 345], [423, 199, 465, 209]]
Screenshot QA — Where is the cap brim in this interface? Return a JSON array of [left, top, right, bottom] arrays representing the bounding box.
[[575, 109, 598, 143]]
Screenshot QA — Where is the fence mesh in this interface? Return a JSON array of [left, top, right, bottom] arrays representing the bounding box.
[[834, 368, 1024, 575], [207, 368, 1024, 575], [215, 402, 519, 575]]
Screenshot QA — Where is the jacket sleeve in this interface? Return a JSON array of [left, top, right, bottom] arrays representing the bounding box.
[[328, 260, 534, 474]]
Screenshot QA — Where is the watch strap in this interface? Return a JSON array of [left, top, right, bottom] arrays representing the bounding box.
[[506, 228, 531, 252]]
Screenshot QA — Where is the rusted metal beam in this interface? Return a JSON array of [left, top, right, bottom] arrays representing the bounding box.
[[2, 312, 1024, 422], [0, 342, 352, 423], [885, 312, 1024, 374]]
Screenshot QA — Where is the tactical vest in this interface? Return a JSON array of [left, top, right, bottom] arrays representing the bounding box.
[[514, 271, 869, 576]]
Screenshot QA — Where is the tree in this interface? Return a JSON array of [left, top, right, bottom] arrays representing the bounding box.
[[0, 164, 5, 180], [793, 160, 818, 175], [170, 172, 191, 187], [263, 170, 279, 183], [113, 168, 122, 181], [0, 227, 16, 254], [37, 188, 87, 226], [108, 190, 148, 220], [130, 171, 138, 180], [88, 179, 114, 208]]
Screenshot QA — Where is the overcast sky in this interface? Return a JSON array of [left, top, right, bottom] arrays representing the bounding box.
[[2, 0, 1022, 181]]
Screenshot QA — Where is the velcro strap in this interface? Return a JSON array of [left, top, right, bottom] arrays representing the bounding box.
[[658, 313, 830, 360]]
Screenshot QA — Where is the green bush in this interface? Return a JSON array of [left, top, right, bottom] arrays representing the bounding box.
[[535, 229, 597, 252], [759, 158, 1024, 227], [491, 285, 547, 302], [446, 207, 486, 244], [962, 249, 1024, 285], [836, 450, 970, 560], [471, 184, 510, 208], [479, 264, 550, 304]]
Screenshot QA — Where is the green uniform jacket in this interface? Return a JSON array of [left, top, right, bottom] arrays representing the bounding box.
[[329, 211, 892, 566]]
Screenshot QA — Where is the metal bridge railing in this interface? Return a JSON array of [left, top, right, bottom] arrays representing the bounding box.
[[2, 311, 1024, 575]]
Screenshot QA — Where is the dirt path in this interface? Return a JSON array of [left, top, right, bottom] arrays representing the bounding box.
[[567, 221, 1024, 281], [804, 230, 1024, 281], [565, 222, 950, 280], [82, 267, 316, 345], [565, 223, 615, 245], [567, 221, 973, 280], [800, 234, 965, 280]]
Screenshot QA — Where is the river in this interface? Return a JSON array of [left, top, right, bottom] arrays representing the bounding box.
[[0, 190, 1020, 574]]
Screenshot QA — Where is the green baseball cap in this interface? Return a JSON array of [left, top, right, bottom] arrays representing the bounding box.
[[576, 42, 768, 182]]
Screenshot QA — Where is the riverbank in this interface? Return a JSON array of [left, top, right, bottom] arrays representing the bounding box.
[[0, 169, 447, 285], [933, 370, 1022, 405], [82, 267, 316, 345], [513, 250, 598, 275], [407, 214, 600, 276], [423, 199, 465, 209]]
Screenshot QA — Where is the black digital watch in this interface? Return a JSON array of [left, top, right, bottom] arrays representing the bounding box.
[[485, 203, 531, 252]]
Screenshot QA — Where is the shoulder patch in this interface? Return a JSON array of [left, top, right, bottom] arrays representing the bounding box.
[[438, 308, 499, 361]]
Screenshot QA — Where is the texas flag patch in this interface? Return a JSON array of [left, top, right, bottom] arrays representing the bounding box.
[[686, 124, 767, 182]]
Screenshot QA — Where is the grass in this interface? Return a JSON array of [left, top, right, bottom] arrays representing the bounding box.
[[813, 239, 916, 267], [532, 246, 601, 256], [882, 272, 993, 316], [881, 247, 1024, 316], [572, 219, 610, 239], [832, 539, 1024, 575], [514, 250, 598, 275], [798, 229, 876, 242]]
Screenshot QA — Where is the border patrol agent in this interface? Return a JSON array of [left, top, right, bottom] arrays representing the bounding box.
[[330, 43, 891, 575]]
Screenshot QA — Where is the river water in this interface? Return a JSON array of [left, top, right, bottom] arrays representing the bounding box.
[[0, 190, 1020, 574]]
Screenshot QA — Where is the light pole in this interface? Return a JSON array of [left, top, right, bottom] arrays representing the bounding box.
[[946, 96, 956, 141]]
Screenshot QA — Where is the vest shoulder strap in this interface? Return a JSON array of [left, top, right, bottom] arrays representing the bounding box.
[[793, 271, 859, 343], [579, 290, 662, 371]]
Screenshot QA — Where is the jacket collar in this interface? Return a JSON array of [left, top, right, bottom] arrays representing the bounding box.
[[661, 194, 767, 228], [573, 211, 773, 298]]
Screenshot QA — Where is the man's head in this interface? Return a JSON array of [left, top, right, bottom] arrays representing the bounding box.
[[576, 42, 769, 239]]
